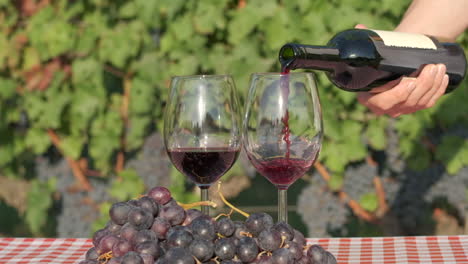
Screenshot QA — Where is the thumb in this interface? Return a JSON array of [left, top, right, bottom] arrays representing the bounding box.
[[355, 24, 368, 29]]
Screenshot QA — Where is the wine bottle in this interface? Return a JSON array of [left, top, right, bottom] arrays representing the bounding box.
[[279, 29, 467, 93]]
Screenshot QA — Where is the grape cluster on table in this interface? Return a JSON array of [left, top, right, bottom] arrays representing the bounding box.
[[79, 186, 337, 264]]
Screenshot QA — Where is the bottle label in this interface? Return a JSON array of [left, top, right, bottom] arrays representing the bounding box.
[[370, 29, 437, 50]]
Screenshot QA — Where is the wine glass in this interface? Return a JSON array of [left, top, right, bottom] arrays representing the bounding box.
[[243, 72, 323, 223], [164, 75, 242, 215]]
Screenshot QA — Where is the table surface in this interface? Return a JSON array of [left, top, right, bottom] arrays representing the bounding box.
[[0, 235, 467, 264]]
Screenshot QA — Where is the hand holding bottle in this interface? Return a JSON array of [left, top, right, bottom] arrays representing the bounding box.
[[354, 25, 449, 117]]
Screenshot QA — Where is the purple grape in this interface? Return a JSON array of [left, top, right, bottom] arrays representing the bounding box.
[[159, 205, 186, 226], [245, 213, 274, 236], [151, 217, 171, 239], [121, 223, 139, 242], [122, 251, 144, 264], [232, 221, 249, 239], [258, 229, 281, 251], [138, 196, 159, 216], [140, 253, 154, 264], [271, 248, 293, 264], [92, 228, 109, 247], [167, 225, 192, 237], [162, 198, 178, 208], [272, 222, 294, 242], [292, 229, 306, 246], [128, 200, 140, 207], [325, 251, 337, 264], [167, 229, 194, 248], [106, 221, 122, 235], [190, 215, 215, 241], [147, 187, 172, 205], [128, 207, 154, 230], [214, 238, 236, 260], [85, 247, 99, 260], [135, 241, 160, 259], [164, 247, 195, 264], [182, 209, 203, 226], [297, 256, 312, 264], [284, 241, 303, 260], [107, 257, 123, 264], [189, 239, 214, 262], [97, 234, 119, 254], [110, 202, 132, 225], [133, 230, 157, 245], [236, 237, 258, 262], [215, 217, 235, 237], [254, 255, 273, 264], [112, 239, 133, 257], [307, 245, 326, 264]]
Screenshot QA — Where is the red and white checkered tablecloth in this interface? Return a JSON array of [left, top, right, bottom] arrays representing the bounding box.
[[0, 236, 467, 263]]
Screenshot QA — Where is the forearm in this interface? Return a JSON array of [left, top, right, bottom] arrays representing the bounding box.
[[395, 0, 468, 41]]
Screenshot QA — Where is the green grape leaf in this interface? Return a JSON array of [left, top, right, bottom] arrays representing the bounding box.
[[61, 135, 84, 160], [75, 26, 99, 55], [92, 202, 111, 234], [262, 16, 290, 51], [126, 115, 151, 151], [0, 139, 14, 166], [25, 178, 56, 235], [366, 118, 387, 150], [0, 34, 9, 68], [395, 115, 424, 140], [435, 136, 468, 174], [109, 169, 145, 201], [169, 167, 198, 204], [27, 7, 76, 60], [328, 173, 344, 191], [407, 143, 431, 171], [99, 22, 143, 68], [72, 58, 103, 85], [25, 128, 51, 154], [0, 77, 17, 99], [193, 0, 227, 34], [21, 46, 41, 71], [130, 78, 154, 114], [119, 1, 137, 18], [359, 192, 378, 213], [227, 7, 262, 45], [321, 141, 347, 173]]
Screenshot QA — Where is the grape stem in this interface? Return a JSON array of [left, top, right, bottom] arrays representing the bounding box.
[[97, 251, 113, 263], [239, 231, 253, 237], [214, 208, 234, 221], [217, 181, 250, 218], [193, 256, 202, 264], [178, 200, 218, 210], [279, 235, 287, 248]]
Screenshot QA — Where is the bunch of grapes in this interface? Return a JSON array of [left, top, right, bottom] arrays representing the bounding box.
[[79, 186, 337, 264]]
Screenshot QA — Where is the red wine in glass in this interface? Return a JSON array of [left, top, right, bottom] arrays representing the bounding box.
[[168, 148, 240, 188], [249, 156, 317, 190]]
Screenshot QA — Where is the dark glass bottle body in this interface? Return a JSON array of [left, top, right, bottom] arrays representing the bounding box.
[[279, 29, 467, 93]]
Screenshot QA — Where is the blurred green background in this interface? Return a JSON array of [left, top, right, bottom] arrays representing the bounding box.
[[0, 0, 467, 238]]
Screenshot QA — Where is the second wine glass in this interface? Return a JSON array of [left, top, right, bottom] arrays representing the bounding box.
[[243, 72, 323, 223], [164, 75, 242, 215]]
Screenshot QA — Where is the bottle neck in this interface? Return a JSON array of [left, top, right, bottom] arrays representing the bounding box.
[[279, 43, 340, 71]]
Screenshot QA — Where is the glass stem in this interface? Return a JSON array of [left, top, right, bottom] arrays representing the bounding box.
[[201, 188, 210, 215], [278, 189, 288, 223]]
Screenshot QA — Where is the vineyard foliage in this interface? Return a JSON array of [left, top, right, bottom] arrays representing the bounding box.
[[0, 0, 467, 237]]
